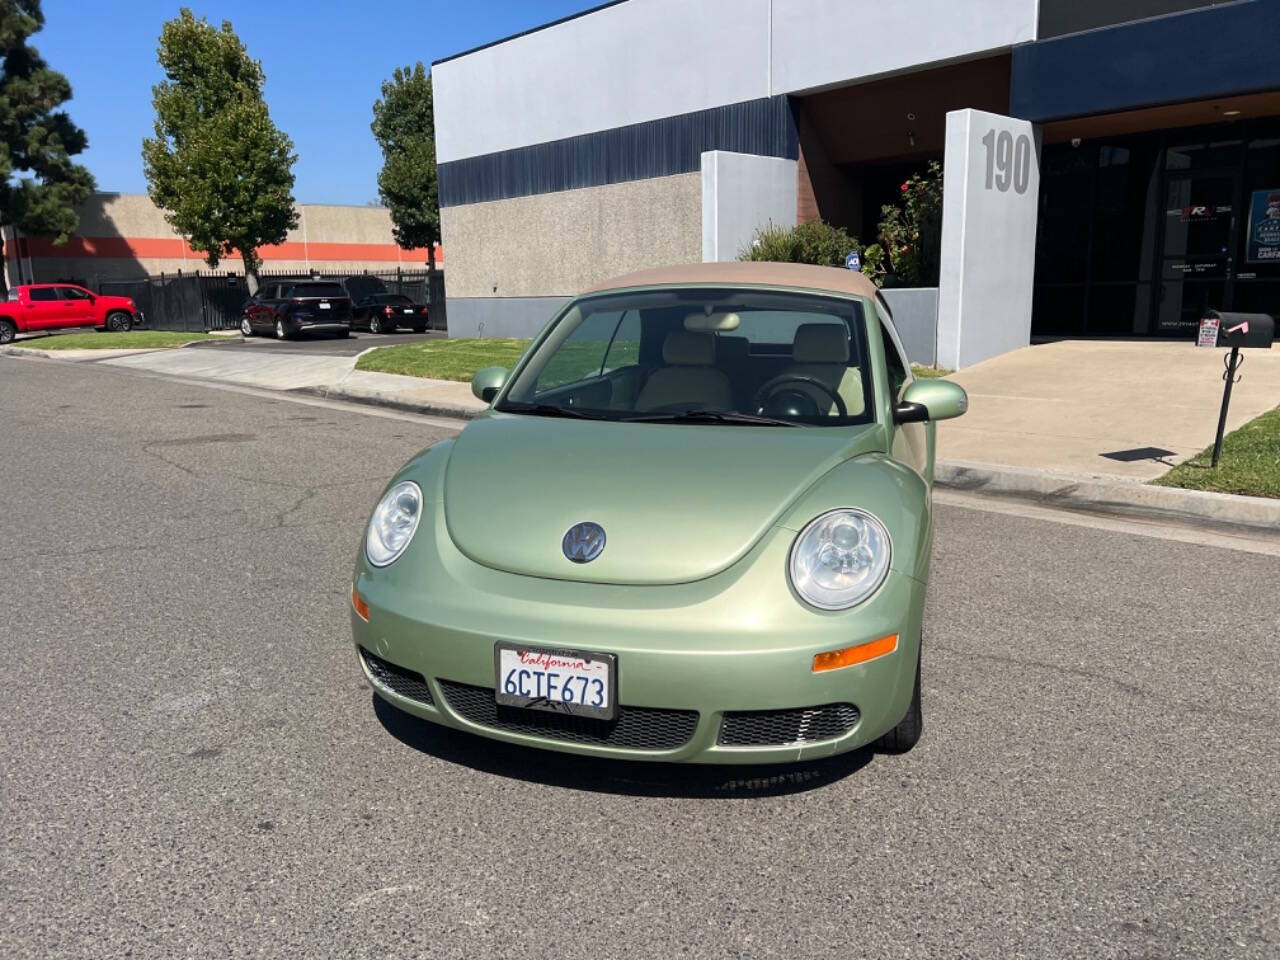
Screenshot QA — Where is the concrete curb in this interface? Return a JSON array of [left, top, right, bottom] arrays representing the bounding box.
[[935, 459, 1280, 531], [291, 384, 483, 421], [1, 344, 167, 360], [2, 336, 229, 360]]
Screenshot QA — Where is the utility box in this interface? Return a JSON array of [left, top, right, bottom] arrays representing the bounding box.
[[1207, 310, 1274, 349]]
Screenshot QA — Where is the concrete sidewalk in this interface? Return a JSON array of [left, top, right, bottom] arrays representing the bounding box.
[[938, 339, 1280, 480]]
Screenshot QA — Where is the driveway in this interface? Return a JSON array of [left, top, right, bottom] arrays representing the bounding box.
[[2, 355, 1277, 959]]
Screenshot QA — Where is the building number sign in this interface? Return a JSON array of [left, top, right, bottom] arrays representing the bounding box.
[[981, 129, 1032, 194]]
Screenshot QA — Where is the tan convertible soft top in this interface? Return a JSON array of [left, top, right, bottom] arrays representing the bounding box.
[[585, 261, 881, 300]]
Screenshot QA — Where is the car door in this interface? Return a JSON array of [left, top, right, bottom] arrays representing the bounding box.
[[23, 286, 64, 330], [243, 288, 264, 329], [248, 285, 277, 329], [269, 284, 290, 326], [56, 285, 95, 328]]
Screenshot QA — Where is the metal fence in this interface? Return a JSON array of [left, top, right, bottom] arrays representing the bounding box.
[[99, 274, 218, 332], [95, 267, 445, 333]]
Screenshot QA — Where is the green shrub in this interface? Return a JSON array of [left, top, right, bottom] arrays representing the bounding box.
[[739, 219, 860, 268]]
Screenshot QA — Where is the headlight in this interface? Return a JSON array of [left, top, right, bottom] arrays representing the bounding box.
[[789, 508, 891, 610], [365, 481, 423, 567]]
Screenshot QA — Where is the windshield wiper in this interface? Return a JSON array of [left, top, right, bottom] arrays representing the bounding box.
[[621, 410, 799, 427], [497, 401, 608, 420]]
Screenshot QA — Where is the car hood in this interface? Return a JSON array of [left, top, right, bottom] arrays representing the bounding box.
[[442, 412, 883, 585]]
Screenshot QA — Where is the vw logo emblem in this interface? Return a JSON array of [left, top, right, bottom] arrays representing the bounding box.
[[562, 521, 606, 563]]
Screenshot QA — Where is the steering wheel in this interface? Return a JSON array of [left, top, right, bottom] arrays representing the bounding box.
[[752, 375, 848, 418]]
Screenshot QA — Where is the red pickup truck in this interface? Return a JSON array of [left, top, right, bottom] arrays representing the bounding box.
[[0, 283, 143, 344]]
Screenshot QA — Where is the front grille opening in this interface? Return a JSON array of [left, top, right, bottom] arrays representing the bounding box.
[[360, 648, 434, 705], [718, 703, 859, 747], [437, 680, 698, 750]]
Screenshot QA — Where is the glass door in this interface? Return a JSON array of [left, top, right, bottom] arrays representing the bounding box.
[[1154, 172, 1237, 334]]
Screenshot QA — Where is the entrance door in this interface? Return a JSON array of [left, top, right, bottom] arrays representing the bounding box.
[[1154, 172, 1237, 334]]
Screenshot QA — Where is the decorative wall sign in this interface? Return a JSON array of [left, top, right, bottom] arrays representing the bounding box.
[[1245, 189, 1280, 263]]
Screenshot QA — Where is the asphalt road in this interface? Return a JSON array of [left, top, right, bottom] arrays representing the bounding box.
[[2, 355, 1277, 959], [190, 328, 444, 356]]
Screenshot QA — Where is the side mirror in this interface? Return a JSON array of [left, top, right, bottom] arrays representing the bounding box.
[[894, 379, 968, 424], [471, 365, 509, 403]]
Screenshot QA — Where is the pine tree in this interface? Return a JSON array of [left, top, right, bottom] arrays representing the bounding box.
[[0, 0, 95, 291]]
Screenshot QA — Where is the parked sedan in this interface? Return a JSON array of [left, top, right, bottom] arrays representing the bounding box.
[[343, 276, 430, 334], [350, 261, 968, 764], [240, 280, 351, 339]]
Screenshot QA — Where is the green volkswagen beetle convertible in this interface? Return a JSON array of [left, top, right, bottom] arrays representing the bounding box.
[[351, 261, 966, 763]]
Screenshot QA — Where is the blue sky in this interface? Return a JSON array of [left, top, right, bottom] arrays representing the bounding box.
[[37, 0, 599, 205]]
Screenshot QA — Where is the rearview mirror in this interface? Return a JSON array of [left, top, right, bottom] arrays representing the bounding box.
[[471, 365, 509, 403], [894, 379, 967, 424]]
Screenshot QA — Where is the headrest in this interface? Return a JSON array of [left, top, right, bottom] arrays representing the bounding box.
[[684, 311, 740, 333], [662, 331, 716, 366], [792, 323, 850, 364]]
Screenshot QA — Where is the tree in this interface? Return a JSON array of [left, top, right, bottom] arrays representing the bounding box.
[[142, 8, 296, 291], [371, 63, 439, 271], [0, 0, 95, 291]]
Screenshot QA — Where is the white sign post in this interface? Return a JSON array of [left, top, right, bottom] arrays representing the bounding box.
[[936, 109, 1042, 370]]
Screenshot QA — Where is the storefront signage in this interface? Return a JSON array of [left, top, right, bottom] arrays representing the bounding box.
[[1246, 188, 1280, 263]]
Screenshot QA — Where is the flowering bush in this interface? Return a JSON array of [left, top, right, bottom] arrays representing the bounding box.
[[877, 160, 943, 286]]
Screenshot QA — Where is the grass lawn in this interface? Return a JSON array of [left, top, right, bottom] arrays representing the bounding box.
[[355, 338, 531, 381], [1153, 404, 1280, 499], [910, 365, 951, 379], [20, 331, 221, 350]]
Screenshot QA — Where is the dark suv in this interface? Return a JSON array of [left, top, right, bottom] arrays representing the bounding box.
[[240, 280, 352, 339]]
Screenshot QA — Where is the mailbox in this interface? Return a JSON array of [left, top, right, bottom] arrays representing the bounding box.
[[1207, 310, 1274, 349]]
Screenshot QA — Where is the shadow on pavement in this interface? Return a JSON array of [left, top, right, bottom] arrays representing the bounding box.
[[372, 694, 874, 798]]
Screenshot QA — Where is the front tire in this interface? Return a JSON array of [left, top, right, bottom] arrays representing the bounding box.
[[875, 647, 922, 753], [0, 319, 15, 344], [275, 319, 290, 340], [106, 311, 133, 332], [240, 316, 254, 337]]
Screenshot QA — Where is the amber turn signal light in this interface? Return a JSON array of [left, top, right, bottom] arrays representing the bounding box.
[[351, 584, 370, 622], [812, 634, 898, 672]]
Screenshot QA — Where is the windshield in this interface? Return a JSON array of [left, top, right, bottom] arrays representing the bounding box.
[[497, 288, 874, 426]]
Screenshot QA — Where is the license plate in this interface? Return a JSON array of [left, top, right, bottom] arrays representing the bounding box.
[[403, 308, 414, 314], [319, 301, 331, 310], [494, 643, 616, 721]]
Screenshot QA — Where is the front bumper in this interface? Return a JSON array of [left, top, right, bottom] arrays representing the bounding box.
[[351, 506, 928, 765]]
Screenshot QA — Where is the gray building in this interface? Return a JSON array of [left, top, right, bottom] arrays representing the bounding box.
[[433, 0, 1280, 367]]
